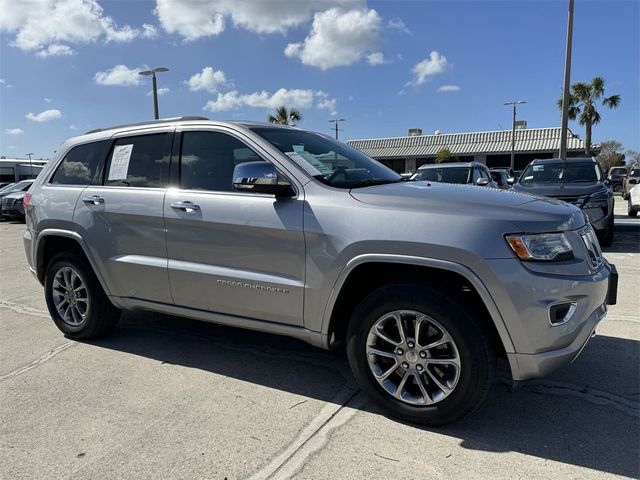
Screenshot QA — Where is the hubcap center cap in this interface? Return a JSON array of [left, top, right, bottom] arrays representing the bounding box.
[[405, 350, 418, 363]]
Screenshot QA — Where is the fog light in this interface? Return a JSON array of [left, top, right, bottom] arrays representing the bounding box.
[[549, 302, 577, 326]]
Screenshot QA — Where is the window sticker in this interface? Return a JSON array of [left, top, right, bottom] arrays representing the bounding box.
[[108, 144, 134, 180], [533, 165, 544, 172]]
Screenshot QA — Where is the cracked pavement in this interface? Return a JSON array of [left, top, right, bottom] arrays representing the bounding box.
[[1, 203, 639, 480]]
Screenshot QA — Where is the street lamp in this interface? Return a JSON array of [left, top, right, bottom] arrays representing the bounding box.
[[504, 100, 527, 171], [559, 0, 575, 161], [25, 152, 34, 177], [139, 67, 169, 120]]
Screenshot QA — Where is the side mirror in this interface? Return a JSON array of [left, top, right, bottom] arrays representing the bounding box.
[[232, 161, 295, 197], [507, 177, 515, 185], [476, 178, 490, 186]]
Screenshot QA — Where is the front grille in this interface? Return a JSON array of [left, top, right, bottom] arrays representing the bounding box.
[[580, 226, 604, 269], [550, 194, 589, 208]]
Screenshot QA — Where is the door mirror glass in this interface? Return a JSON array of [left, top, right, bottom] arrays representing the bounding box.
[[232, 161, 295, 197], [476, 178, 490, 186], [507, 177, 515, 185]]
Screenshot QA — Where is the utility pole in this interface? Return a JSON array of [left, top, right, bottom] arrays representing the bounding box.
[[139, 67, 169, 119], [26, 152, 34, 177], [504, 100, 527, 171], [329, 118, 346, 140], [559, 0, 575, 161]]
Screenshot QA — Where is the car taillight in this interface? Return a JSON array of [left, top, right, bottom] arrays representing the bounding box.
[[23, 193, 32, 209]]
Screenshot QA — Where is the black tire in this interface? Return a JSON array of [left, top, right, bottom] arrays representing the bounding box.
[[613, 184, 623, 194], [346, 283, 496, 426], [599, 215, 615, 247], [44, 251, 120, 339]]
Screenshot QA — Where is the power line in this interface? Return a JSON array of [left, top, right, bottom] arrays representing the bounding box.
[[329, 118, 346, 140]]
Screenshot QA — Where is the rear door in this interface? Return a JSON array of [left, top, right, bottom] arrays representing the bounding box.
[[74, 130, 172, 302], [164, 127, 305, 326]]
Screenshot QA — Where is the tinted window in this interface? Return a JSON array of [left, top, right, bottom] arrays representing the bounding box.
[[412, 167, 471, 184], [520, 162, 602, 184], [105, 134, 168, 188], [51, 141, 110, 185], [180, 131, 263, 192]]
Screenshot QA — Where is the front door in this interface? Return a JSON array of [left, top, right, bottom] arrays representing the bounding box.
[[74, 130, 172, 302], [164, 129, 305, 326]]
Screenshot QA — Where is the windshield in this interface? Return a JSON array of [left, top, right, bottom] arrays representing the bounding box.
[[411, 167, 471, 184], [630, 168, 640, 177], [251, 127, 402, 188], [0, 180, 31, 194], [610, 167, 627, 175], [520, 162, 602, 184]]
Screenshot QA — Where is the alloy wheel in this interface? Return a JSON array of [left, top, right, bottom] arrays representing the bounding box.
[[51, 266, 90, 326]]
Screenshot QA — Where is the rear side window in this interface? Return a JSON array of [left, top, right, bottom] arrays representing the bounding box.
[[50, 140, 110, 185], [105, 134, 169, 188], [180, 131, 263, 192]]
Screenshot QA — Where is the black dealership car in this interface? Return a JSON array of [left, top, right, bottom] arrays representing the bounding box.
[[512, 158, 615, 246]]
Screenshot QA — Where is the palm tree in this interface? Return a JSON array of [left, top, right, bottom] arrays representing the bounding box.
[[557, 77, 620, 156], [268, 106, 302, 126]]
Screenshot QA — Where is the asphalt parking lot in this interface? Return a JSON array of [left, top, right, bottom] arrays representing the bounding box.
[[1, 202, 639, 480]]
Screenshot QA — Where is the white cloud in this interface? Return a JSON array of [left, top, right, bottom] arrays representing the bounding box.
[[94, 65, 142, 86], [8, 145, 16, 149], [147, 87, 170, 96], [285, 7, 381, 70], [35, 44, 75, 57], [44, 97, 52, 103], [409, 51, 451, 86], [142, 23, 158, 39], [387, 18, 411, 34], [367, 52, 386, 66], [70, 125, 78, 130], [437, 84, 461, 92], [25, 109, 62, 122], [316, 96, 337, 115], [0, 79, 4, 84], [0, 0, 153, 54], [185, 67, 227, 93], [204, 88, 334, 113], [4, 128, 24, 135], [154, 0, 363, 40]]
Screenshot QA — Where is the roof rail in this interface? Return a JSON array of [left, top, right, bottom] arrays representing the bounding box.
[[84, 116, 209, 135]]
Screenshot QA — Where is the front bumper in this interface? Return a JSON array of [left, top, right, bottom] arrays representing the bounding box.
[[484, 259, 617, 381]]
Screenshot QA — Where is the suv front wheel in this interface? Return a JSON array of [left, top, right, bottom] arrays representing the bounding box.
[[44, 251, 120, 339], [346, 283, 495, 425]]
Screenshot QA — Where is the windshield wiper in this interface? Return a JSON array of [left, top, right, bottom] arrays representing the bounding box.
[[349, 178, 403, 188]]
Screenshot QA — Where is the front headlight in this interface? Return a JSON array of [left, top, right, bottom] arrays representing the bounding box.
[[583, 190, 610, 209], [505, 233, 573, 261]]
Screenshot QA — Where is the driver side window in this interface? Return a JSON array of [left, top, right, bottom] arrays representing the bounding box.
[[180, 131, 264, 192]]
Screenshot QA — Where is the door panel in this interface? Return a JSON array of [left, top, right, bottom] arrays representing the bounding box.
[[164, 192, 305, 325], [164, 129, 305, 326]]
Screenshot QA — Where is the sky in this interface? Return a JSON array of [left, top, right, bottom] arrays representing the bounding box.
[[0, 0, 638, 160]]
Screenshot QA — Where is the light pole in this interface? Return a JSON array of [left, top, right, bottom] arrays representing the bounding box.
[[504, 100, 527, 171], [25, 152, 34, 177], [329, 118, 346, 140], [559, 0, 574, 160], [139, 67, 169, 119]]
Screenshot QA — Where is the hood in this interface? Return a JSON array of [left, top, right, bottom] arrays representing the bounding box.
[[512, 181, 607, 198], [349, 181, 586, 232]]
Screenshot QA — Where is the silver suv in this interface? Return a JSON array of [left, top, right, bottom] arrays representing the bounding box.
[[23, 117, 618, 425]]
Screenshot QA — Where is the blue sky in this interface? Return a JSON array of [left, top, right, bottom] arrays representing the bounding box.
[[1, 0, 638, 159]]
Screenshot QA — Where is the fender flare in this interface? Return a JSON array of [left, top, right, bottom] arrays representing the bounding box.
[[321, 253, 516, 355], [34, 228, 112, 296]]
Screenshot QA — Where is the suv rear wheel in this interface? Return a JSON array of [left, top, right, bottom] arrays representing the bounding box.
[[44, 251, 120, 339], [346, 283, 495, 426]]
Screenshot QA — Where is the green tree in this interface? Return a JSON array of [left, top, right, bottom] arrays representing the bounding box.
[[435, 148, 457, 163], [596, 140, 625, 172], [267, 106, 302, 126], [557, 77, 621, 156]]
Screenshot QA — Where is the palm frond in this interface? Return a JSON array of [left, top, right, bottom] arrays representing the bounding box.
[[571, 82, 591, 100], [603, 94, 621, 108], [567, 105, 581, 120], [591, 77, 605, 97], [591, 110, 602, 125]]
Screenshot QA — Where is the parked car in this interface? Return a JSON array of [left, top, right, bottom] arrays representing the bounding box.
[[1, 191, 28, 220], [512, 158, 615, 246], [0, 182, 12, 189], [0, 179, 34, 220], [489, 169, 513, 189], [628, 182, 640, 217], [23, 117, 617, 425], [607, 166, 628, 194], [622, 166, 640, 200], [410, 161, 498, 188]]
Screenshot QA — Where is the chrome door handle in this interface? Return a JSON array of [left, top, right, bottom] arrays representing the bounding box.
[[171, 201, 200, 212], [82, 195, 104, 205]]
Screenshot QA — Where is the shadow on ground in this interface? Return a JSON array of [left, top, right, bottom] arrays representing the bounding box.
[[85, 310, 640, 478]]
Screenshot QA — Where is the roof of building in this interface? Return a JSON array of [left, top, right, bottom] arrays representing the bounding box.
[[347, 127, 590, 159]]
